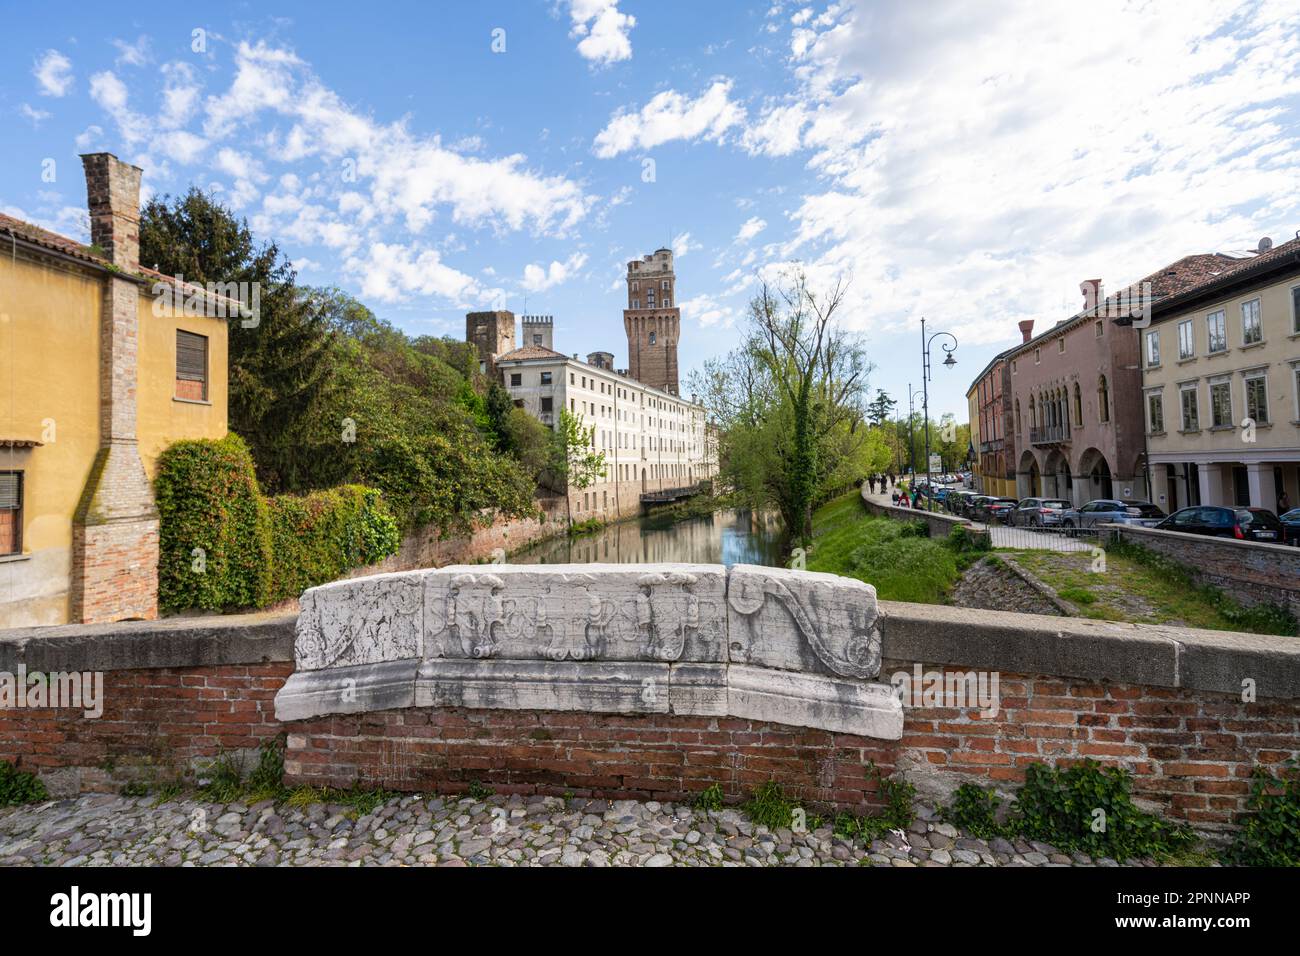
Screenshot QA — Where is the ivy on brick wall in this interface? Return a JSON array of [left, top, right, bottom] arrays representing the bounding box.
[[266, 486, 400, 604], [156, 434, 399, 611]]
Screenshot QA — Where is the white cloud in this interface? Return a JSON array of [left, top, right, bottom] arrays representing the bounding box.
[[346, 242, 491, 305], [33, 50, 73, 97], [19, 104, 51, 126], [735, 216, 767, 242], [202, 42, 591, 235], [742, 0, 1300, 349], [593, 80, 746, 158], [522, 251, 589, 292], [567, 0, 636, 66], [113, 36, 151, 68], [672, 232, 698, 258], [74, 125, 105, 150], [680, 292, 738, 328], [89, 71, 129, 112]]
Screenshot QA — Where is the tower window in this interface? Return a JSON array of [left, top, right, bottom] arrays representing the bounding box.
[[649, 332, 657, 345]]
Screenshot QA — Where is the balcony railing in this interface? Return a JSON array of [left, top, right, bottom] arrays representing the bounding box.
[[1029, 424, 1070, 446]]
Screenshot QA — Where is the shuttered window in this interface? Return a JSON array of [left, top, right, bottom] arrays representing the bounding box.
[[176, 330, 208, 401], [0, 472, 21, 556]]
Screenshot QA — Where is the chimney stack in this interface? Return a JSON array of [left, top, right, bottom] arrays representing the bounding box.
[[81, 153, 143, 271], [1018, 320, 1035, 344]]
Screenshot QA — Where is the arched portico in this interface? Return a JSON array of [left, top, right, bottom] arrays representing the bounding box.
[[1076, 447, 1113, 503], [1017, 450, 1041, 498], [1043, 448, 1072, 501]]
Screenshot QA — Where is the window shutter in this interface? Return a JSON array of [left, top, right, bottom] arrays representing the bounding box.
[[176, 331, 207, 381], [0, 473, 19, 509]]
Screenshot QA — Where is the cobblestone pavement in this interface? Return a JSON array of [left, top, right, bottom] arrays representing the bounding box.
[[0, 793, 1168, 867]]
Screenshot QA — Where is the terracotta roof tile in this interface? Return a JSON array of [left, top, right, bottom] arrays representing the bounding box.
[[0, 211, 104, 266], [497, 345, 568, 361]]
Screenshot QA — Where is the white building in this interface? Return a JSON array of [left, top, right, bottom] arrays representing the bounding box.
[[493, 326, 717, 520]]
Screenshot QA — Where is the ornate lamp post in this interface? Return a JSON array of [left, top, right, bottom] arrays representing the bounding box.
[[906, 384, 925, 477], [920, 317, 958, 504]]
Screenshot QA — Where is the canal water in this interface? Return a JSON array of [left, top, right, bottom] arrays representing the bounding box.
[[512, 508, 786, 567]]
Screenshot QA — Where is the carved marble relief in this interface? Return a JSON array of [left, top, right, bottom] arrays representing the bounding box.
[[421, 564, 725, 665], [295, 573, 423, 671], [727, 565, 882, 679]]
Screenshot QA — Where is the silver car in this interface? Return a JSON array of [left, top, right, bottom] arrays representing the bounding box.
[[1009, 497, 1072, 529], [1059, 499, 1167, 535]]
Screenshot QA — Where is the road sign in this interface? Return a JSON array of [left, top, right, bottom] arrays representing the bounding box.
[[929, 454, 942, 474]]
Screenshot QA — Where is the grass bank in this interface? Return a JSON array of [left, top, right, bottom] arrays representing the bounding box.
[[805, 493, 971, 603]]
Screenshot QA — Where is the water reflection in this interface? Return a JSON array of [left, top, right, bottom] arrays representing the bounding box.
[[512, 509, 786, 567]]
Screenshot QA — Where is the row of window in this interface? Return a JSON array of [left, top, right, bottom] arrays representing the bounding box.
[[1145, 368, 1284, 434], [1015, 378, 1112, 433], [1146, 288, 1300, 367], [1015, 322, 1107, 372]]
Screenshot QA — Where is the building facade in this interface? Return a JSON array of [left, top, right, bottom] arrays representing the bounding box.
[[967, 351, 1016, 497], [1, 153, 229, 628], [1142, 237, 1300, 514], [469, 248, 716, 521], [1003, 287, 1149, 505]]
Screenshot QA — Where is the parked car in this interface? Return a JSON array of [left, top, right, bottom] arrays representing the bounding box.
[[1280, 508, 1300, 545], [1009, 498, 1072, 529], [947, 490, 972, 515], [973, 497, 1018, 524], [964, 495, 994, 520], [1059, 499, 1166, 535], [1154, 506, 1285, 543]]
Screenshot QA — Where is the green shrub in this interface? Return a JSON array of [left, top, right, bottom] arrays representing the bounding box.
[[1229, 761, 1300, 866], [848, 521, 960, 604], [0, 761, 48, 805], [742, 782, 799, 830], [833, 763, 916, 843], [1012, 760, 1194, 861], [155, 433, 273, 611], [157, 435, 399, 611], [943, 783, 1006, 839], [694, 783, 725, 813], [266, 485, 400, 602]]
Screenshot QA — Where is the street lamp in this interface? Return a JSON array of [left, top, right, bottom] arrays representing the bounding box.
[[920, 316, 958, 506], [906, 384, 925, 477]]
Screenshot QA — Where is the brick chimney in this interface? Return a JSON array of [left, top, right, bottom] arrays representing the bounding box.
[[70, 153, 159, 624], [81, 152, 142, 270], [1018, 320, 1034, 343]]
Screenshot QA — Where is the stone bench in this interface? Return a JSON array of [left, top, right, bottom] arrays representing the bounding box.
[[274, 563, 902, 739]]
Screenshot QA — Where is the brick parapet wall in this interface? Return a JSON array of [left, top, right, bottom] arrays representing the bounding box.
[[2, 603, 1297, 833]]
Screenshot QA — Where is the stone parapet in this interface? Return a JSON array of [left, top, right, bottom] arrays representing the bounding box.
[[273, 563, 904, 740]]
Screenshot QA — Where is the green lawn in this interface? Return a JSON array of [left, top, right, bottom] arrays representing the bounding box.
[[1011, 549, 1295, 636], [806, 493, 962, 604]]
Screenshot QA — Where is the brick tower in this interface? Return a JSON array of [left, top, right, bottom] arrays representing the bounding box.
[[466, 310, 516, 376], [623, 248, 679, 395]]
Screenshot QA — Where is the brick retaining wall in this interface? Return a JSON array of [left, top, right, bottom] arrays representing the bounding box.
[[1100, 523, 1300, 623], [3, 604, 1297, 833]]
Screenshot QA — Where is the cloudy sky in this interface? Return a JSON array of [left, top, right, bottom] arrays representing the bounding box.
[[4, 0, 1300, 420]]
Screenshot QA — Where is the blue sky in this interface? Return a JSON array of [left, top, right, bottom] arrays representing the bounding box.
[[4, 0, 1300, 421]]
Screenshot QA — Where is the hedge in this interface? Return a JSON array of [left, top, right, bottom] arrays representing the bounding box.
[[156, 434, 273, 611], [266, 486, 401, 604], [155, 435, 400, 612]]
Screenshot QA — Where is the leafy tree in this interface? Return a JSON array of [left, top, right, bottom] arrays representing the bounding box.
[[867, 390, 897, 427], [690, 269, 873, 547], [550, 410, 608, 523]]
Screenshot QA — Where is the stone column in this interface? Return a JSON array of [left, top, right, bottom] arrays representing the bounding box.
[[1245, 462, 1276, 512], [1198, 463, 1223, 507], [69, 153, 159, 624]]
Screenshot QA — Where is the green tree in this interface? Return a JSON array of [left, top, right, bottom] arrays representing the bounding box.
[[550, 409, 608, 524], [139, 189, 337, 492], [690, 269, 873, 547], [867, 390, 897, 427]]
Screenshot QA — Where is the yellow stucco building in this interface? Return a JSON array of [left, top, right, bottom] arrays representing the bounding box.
[[1, 153, 228, 627]]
